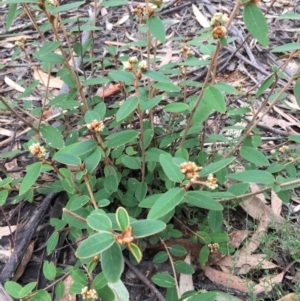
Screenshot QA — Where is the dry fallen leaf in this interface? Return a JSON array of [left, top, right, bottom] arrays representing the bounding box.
[[159, 47, 173, 67], [4, 76, 25, 92], [33, 67, 63, 89], [192, 4, 210, 28], [275, 293, 298, 301], [0, 226, 17, 239], [60, 275, 76, 301], [271, 190, 282, 216], [254, 271, 285, 295], [96, 84, 121, 98], [179, 253, 194, 296], [203, 266, 252, 293]]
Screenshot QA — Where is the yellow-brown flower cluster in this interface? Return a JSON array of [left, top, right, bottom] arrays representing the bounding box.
[[180, 161, 202, 180], [29, 143, 46, 159], [206, 173, 218, 190], [81, 287, 98, 301], [132, 4, 154, 18], [212, 26, 227, 39], [210, 13, 228, 39], [279, 145, 289, 153], [123, 57, 147, 72], [180, 46, 195, 58], [208, 243, 219, 252], [116, 226, 134, 245], [86, 120, 104, 132]]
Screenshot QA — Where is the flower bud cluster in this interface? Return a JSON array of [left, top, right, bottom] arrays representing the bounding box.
[[208, 243, 219, 252], [180, 46, 195, 58], [86, 120, 105, 132], [279, 145, 289, 153], [81, 287, 98, 301], [206, 173, 218, 190], [180, 161, 202, 180], [123, 57, 147, 72], [132, 4, 154, 18], [210, 13, 228, 39], [29, 143, 46, 159], [210, 13, 229, 27]]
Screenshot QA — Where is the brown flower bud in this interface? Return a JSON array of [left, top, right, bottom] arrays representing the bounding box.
[[212, 26, 227, 39]]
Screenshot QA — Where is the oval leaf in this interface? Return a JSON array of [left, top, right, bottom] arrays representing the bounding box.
[[243, 4, 269, 46], [200, 157, 235, 177], [76, 232, 115, 258], [40, 125, 64, 149], [147, 188, 185, 220], [116, 96, 139, 121], [159, 154, 185, 183], [131, 220, 166, 238], [203, 86, 226, 113], [184, 191, 223, 211], [101, 242, 123, 283], [20, 162, 42, 195], [148, 16, 166, 43], [240, 146, 269, 166]]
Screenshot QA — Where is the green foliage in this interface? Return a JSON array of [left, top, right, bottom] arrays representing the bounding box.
[[1, 1, 300, 300]]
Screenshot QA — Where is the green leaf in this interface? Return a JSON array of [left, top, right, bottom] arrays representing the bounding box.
[[140, 95, 163, 111], [277, 12, 300, 20], [148, 16, 166, 43], [200, 157, 235, 177], [40, 125, 64, 149], [199, 245, 209, 267], [93, 272, 108, 290], [226, 170, 274, 184], [19, 282, 37, 298], [116, 96, 139, 121], [0, 190, 8, 206], [272, 43, 300, 53], [4, 281, 22, 298], [85, 110, 101, 125], [43, 261, 56, 281], [71, 269, 88, 285], [174, 261, 194, 274], [153, 82, 181, 92], [102, 242, 123, 283], [97, 285, 115, 301], [243, 4, 269, 46], [184, 191, 223, 211], [143, 70, 170, 82], [104, 174, 119, 193], [208, 210, 223, 232], [27, 290, 51, 301], [256, 75, 275, 97], [131, 220, 166, 237], [71, 269, 88, 286], [188, 292, 217, 301], [106, 130, 139, 148], [6, 4, 17, 30], [55, 282, 65, 299], [76, 232, 115, 258], [151, 273, 175, 288], [147, 188, 185, 219], [51, 1, 84, 13], [116, 207, 130, 231], [68, 140, 97, 156], [47, 231, 59, 255], [121, 155, 141, 169], [210, 232, 229, 243], [53, 153, 81, 166], [203, 86, 226, 113], [169, 244, 187, 257], [87, 213, 112, 231], [289, 134, 300, 143], [159, 154, 185, 183], [108, 70, 135, 83], [128, 242, 142, 263], [294, 80, 300, 107], [240, 146, 269, 166], [153, 251, 168, 263], [83, 77, 110, 86], [164, 103, 189, 113], [84, 146, 102, 173], [101, 0, 128, 7], [19, 162, 42, 195]]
